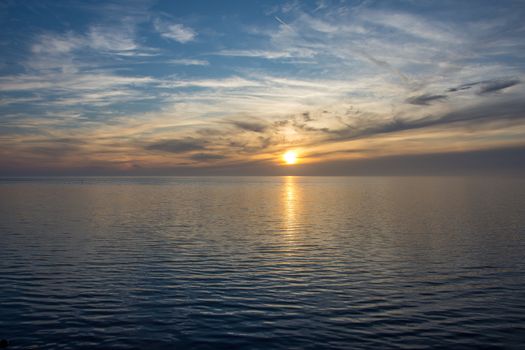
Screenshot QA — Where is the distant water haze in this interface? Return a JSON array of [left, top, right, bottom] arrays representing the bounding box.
[[1, 176, 524, 349]]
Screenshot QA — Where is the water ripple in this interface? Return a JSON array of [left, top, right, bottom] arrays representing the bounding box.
[[1, 176, 525, 349]]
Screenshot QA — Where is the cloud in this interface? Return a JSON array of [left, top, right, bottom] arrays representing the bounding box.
[[88, 26, 137, 52], [363, 11, 461, 44], [31, 25, 140, 56], [289, 146, 525, 176], [230, 120, 268, 132], [446, 82, 479, 92], [26, 145, 80, 158], [323, 97, 525, 143], [162, 77, 261, 89], [31, 32, 83, 54], [0, 73, 155, 92], [190, 153, 226, 161], [154, 20, 196, 43], [145, 138, 207, 153], [0, 96, 43, 106], [22, 137, 86, 158], [360, 51, 410, 84], [406, 94, 447, 105], [168, 59, 209, 66], [214, 49, 292, 59], [478, 78, 520, 94], [447, 79, 520, 94], [51, 90, 140, 106]]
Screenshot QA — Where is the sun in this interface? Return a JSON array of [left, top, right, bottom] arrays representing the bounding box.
[[283, 150, 298, 165]]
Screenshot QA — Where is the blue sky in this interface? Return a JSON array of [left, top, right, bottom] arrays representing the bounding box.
[[0, 0, 524, 175]]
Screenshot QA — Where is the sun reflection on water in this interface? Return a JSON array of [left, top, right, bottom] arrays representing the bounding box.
[[283, 176, 299, 236]]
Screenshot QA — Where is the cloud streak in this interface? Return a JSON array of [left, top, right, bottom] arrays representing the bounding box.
[[478, 78, 520, 94], [190, 153, 226, 161], [146, 138, 207, 153], [447, 78, 521, 94], [406, 94, 447, 105], [321, 97, 525, 144], [230, 119, 269, 133], [168, 59, 209, 66]]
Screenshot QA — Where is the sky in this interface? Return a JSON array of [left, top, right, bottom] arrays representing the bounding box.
[[0, 0, 524, 175]]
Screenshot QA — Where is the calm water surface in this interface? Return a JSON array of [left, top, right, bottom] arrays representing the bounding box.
[[0, 176, 524, 349]]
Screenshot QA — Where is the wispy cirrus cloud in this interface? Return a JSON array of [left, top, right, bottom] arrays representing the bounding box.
[[363, 11, 462, 44], [154, 19, 196, 43], [214, 49, 293, 59], [168, 59, 209, 66], [31, 25, 140, 56], [31, 32, 84, 54], [0, 73, 155, 92], [161, 76, 262, 89], [88, 26, 138, 52]]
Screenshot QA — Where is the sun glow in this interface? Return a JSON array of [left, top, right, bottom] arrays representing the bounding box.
[[283, 150, 298, 165]]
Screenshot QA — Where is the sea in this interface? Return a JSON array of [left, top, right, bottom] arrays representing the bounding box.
[[0, 176, 524, 349]]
